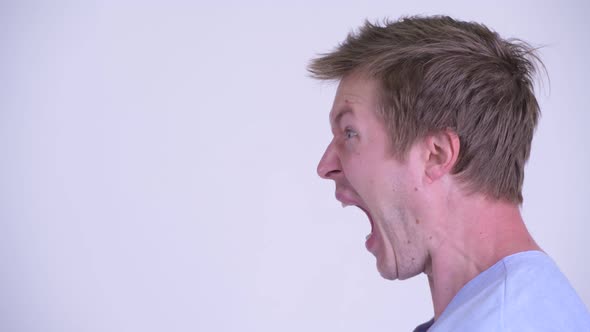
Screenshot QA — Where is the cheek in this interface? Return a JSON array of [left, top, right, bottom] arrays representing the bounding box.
[[372, 167, 422, 225], [379, 167, 410, 197], [340, 151, 371, 179]]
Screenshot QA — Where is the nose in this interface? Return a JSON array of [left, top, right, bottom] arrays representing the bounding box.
[[317, 140, 342, 179]]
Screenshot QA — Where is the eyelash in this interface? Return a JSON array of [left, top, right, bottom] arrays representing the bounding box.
[[344, 128, 358, 140]]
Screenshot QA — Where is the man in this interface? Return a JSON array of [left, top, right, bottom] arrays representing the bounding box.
[[310, 16, 590, 331]]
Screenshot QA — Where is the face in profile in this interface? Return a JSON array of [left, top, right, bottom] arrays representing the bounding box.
[[317, 72, 430, 280]]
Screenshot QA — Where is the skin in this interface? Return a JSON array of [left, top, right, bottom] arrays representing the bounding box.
[[317, 71, 541, 320]]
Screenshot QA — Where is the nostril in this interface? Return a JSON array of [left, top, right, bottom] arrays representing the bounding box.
[[317, 160, 341, 179], [323, 169, 341, 179]]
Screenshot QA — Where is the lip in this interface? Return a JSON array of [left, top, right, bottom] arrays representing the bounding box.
[[335, 191, 357, 207]]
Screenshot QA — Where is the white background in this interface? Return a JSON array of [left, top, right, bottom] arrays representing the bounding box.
[[1, 1, 589, 331]]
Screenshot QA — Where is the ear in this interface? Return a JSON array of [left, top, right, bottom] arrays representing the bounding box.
[[423, 130, 460, 183]]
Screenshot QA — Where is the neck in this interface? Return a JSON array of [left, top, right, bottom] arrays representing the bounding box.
[[423, 194, 541, 320]]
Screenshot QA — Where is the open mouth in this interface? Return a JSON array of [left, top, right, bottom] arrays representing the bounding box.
[[356, 205, 378, 251], [336, 192, 375, 246], [356, 205, 374, 235]]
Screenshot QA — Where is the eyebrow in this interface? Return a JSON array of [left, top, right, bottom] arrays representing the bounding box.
[[330, 108, 353, 128]]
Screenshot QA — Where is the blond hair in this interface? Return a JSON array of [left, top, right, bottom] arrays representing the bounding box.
[[309, 16, 543, 204]]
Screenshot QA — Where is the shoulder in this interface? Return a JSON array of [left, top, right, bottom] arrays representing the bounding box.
[[431, 251, 590, 332], [502, 251, 590, 331], [430, 256, 507, 331]]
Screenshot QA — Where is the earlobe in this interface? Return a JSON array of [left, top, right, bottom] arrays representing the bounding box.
[[424, 130, 460, 183]]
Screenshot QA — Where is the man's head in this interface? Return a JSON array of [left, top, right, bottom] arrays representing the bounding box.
[[310, 15, 542, 204], [311, 16, 543, 280]]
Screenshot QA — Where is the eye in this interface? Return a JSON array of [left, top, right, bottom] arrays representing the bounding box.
[[344, 127, 358, 140]]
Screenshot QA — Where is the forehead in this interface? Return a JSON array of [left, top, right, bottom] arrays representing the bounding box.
[[329, 73, 381, 125]]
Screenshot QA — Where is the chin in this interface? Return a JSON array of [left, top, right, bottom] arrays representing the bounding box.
[[376, 260, 399, 280], [378, 270, 398, 280], [377, 260, 422, 280]]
